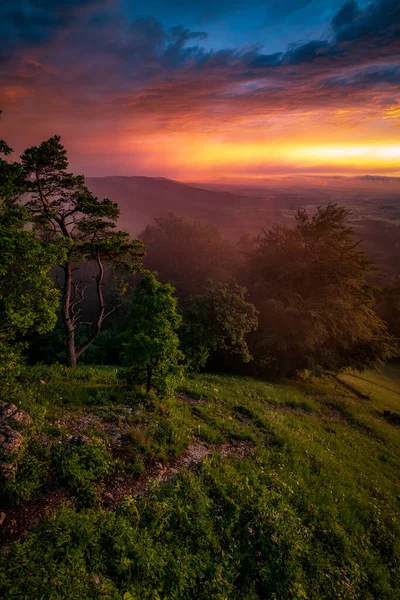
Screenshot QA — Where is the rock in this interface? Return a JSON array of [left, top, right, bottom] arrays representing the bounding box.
[[7, 409, 32, 429], [0, 461, 18, 479], [0, 401, 32, 429], [0, 425, 23, 454], [0, 512, 6, 526], [0, 403, 32, 481], [0, 402, 18, 425]]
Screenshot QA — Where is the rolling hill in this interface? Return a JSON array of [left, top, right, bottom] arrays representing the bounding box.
[[86, 176, 280, 237]]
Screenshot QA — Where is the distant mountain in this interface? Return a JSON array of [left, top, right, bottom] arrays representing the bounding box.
[[86, 176, 280, 237], [354, 175, 400, 182], [86, 174, 400, 244]]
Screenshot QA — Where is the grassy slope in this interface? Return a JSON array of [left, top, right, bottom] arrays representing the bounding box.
[[0, 365, 399, 599]]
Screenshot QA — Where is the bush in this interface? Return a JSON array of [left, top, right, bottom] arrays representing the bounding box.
[[1, 449, 398, 599], [53, 439, 112, 506]]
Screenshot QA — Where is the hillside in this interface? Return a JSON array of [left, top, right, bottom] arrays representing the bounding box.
[[86, 176, 281, 237], [1, 365, 399, 598]]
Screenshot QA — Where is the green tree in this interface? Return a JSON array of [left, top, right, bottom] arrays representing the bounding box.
[[0, 135, 61, 390], [123, 273, 184, 394], [245, 203, 397, 376], [181, 280, 258, 371], [19, 136, 145, 367], [140, 214, 237, 297]]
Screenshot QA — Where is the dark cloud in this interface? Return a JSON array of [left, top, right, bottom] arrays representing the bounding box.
[[251, 53, 283, 67], [251, 0, 400, 72], [285, 40, 332, 64], [323, 63, 400, 89], [0, 0, 110, 57], [333, 0, 400, 42], [332, 1, 358, 29]]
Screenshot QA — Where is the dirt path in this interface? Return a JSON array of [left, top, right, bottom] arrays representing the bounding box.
[[0, 481, 70, 547], [0, 440, 253, 547]]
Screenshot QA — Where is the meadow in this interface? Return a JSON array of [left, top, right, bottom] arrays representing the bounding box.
[[0, 365, 399, 599]]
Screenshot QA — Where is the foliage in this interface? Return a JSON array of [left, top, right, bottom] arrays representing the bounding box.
[[0, 204, 61, 391], [122, 273, 184, 394], [53, 439, 112, 506], [181, 280, 258, 371], [245, 203, 397, 376], [140, 213, 237, 297], [1, 364, 399, 598], [1, 439, 51, 505], [79, 328, 127, 365], [0, 129, 58, 388], [19, 136, 145, 366]]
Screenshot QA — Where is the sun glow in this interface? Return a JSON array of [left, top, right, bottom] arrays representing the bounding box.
[[165, 139, 400, 177]]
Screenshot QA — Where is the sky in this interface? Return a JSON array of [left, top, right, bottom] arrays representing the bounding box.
[[1, 0, 399, 180]]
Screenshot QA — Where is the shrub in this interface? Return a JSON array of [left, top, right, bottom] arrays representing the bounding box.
[[53, 439, 112, 506], [1, 439, 51, 504]]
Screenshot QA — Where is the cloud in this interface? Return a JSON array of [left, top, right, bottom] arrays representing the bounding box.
[[332, 1, 359, 29], [0, 0, 112, 62], [333, 0, 400, 42], [0, 0, 399, 176], [324, 63, 400, 89]]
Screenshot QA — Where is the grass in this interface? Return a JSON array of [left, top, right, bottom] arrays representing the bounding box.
[[0, 364, 399, 599]]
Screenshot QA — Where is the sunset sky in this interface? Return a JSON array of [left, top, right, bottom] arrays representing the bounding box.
[[1, 0, 399, 180]]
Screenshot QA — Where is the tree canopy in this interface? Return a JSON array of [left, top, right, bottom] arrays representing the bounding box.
[[140, 214, 237, 297], [245, 203, 397, 376], [0, 135, 61, 389], [19, 136, 145, 366], [181, 280, 258, 371]]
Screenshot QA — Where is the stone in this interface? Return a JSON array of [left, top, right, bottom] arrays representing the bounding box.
[[8, 409, 32, 429], [0, 512, 6, 526], [0, 425, 23, 454], [0, 402, 18, 425], [0, 404, 32, 481], [0, 461, 18, 479], [0, 401, 32, 429]]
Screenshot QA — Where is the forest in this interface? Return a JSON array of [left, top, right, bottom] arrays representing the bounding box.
[[1, 131, 400, 599]]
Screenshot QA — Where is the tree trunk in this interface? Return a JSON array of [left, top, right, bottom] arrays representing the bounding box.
[[76, 250, 106, 362], [62, 261, 77, 367], [66, 331, 77, 368], [146, 366, 152, 393]]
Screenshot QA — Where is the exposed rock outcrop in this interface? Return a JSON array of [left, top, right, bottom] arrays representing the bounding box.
[[0, 402, 32, 480], [0, 402, 32, 429]]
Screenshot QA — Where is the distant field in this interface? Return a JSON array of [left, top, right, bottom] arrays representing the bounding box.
[[1, 364, 399, 599]]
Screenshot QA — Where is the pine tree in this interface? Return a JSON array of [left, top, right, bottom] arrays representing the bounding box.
[[19, 136, 145, 366]]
